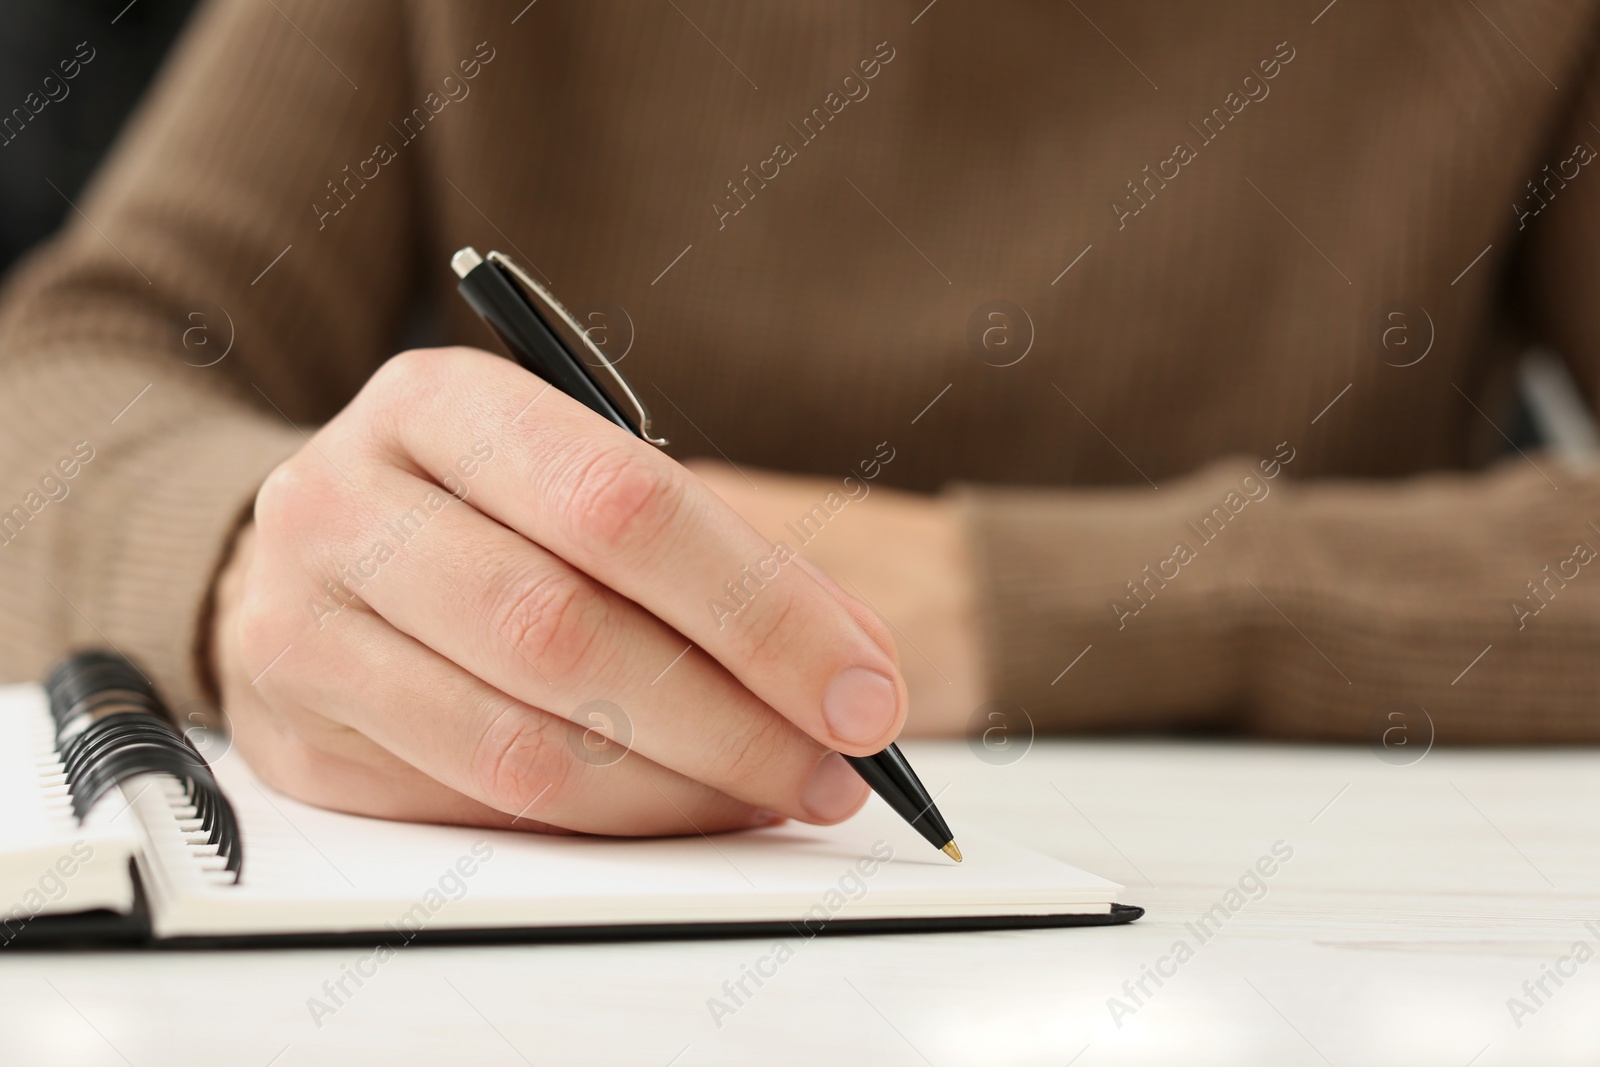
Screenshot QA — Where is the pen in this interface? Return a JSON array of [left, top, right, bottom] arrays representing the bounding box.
[[451, 246, 962, 862]]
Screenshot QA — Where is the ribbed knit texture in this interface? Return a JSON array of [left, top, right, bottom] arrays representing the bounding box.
[[3, 1, 1600, 741]]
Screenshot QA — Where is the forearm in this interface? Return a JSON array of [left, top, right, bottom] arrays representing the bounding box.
[[0, 0, 414, 703], [957, 453, 1600, 742], [0, 349, 298, 706]]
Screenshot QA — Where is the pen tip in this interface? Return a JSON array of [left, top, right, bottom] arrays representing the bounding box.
[[941, 841, 963, 863]]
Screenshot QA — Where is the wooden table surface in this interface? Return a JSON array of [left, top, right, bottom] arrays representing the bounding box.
[[2, 738, 1596, 1066]]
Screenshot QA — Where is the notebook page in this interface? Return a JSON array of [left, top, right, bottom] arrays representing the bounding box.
[[145, 741, 1121, 938], [0, 685, 141, 924]]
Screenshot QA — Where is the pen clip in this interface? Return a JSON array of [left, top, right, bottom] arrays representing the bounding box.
[[484, 251, 668, 447]]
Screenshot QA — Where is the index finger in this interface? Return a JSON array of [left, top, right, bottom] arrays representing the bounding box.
[[356, 347, 908, 756]]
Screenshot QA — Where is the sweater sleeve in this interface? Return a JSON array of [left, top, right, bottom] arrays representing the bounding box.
[[0, 0, 418, 710], [956, 453, 1600, 744]]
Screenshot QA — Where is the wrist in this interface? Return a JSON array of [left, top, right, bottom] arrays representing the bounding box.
[[898, 495, 985, 735], [195, 513, 257, 710]]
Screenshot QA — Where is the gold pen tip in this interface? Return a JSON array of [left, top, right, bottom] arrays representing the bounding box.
[[941, 841, 963, 863]]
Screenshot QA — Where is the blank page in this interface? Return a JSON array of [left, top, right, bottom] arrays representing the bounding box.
[[0, 686, 142, 922]]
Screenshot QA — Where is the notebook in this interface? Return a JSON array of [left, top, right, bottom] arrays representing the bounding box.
[[2, 654, 1140, 947]]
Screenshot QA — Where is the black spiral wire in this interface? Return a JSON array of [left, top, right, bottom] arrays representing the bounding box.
[[45, 651, 242, 881]]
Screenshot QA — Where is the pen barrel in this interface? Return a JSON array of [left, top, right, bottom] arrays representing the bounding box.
[[456, 261, 638, 438], [844, 744, 954, 852]]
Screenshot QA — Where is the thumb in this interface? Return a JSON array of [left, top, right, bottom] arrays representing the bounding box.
[[791, 555, 903, 671]]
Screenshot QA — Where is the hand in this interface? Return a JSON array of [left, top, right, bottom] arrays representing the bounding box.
[[209, 346, 911, 835], [685, 461, 984, 737]]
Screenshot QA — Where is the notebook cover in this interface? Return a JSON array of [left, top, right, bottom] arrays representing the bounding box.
[[5, 863, 1141, 949]]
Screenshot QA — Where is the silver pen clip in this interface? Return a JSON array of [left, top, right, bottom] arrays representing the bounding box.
[[481, 250, 667, 447]]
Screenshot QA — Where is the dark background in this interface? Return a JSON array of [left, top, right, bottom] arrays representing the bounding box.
[[0, 0, 197, 274]]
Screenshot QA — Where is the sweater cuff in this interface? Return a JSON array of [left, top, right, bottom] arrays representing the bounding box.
[[951, 458, 1279, 732], [87, 413, 300, 717]]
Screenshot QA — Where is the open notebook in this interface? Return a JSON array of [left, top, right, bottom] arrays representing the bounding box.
[[2, 668, 1139, 947]]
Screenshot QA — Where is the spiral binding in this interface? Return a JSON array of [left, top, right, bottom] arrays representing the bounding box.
[[45, 651, 243, 881]]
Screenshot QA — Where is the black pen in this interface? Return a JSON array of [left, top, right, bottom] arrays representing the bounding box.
[[451, 246, 962, 863]]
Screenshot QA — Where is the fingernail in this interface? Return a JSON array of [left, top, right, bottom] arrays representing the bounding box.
[[747, 808, 787, 828], [801, 752, 869, 822], [822, 667, 898, 746]]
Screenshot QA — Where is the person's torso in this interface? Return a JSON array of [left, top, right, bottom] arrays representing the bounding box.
[[398, 0, 1596, 490]]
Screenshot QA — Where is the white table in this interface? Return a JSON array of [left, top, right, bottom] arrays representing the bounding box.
[[2, 739, 1596, 1066]]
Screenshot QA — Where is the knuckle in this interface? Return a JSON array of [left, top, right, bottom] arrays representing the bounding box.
[[469, 703, 575, 815], [711, 710, 797, 797], [559, 448, 683, 556], [230, 582, 312, 698], [487, 570, 606, 687], [365, 347, 450, 400], [233, 589, 283, 668], [735, 593, 804, 671], [354, 349, 458, 449], [253, 453, 354, 551], [253, 458, 318, 542], [851, 605, 897, 662]]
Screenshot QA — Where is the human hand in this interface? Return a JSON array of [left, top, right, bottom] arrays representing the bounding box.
[[685, 460, 983, 737], [209, 347, 910, 835]]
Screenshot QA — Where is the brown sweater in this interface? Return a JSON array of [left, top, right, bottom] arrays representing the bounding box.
[[3, 0, 1599, 743]]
